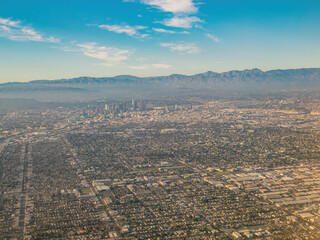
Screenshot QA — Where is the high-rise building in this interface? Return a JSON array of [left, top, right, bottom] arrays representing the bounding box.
[[132, 98, 136, 110]]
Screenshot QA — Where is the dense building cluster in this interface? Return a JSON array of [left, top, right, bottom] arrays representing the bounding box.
[[1, 94, 320, 239]]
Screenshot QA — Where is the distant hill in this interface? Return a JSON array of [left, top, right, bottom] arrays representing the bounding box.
[[2, 68, 320, 87], [1, 68, 319, 101]]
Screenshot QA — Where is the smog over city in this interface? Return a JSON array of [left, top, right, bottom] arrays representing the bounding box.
[[1, 0, 320, 239]]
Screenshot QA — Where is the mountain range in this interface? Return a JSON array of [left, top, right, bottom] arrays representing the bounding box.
[[1, 68, 320, 101]]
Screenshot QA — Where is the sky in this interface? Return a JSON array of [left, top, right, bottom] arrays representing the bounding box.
[[0, 0, 320, 83]]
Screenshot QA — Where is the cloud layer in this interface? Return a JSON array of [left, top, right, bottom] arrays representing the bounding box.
[[0, 17, 59, 43], [206, 33, 220, 42], [70, 42, 130, 66], [126, 0, 202, 29], [161, 42, 199, 54], [142, 0, 198, 14], [162, 16, 202, 28], [129, 63, 172, 69], [0, 2, 218, 71], [98, 24, 148, 38]]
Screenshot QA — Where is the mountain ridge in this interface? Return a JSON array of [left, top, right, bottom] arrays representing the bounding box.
[[1, 67, 320, 86], [1, 68, 320, 102]]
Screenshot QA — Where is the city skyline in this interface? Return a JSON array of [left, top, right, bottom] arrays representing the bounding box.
[[1, 0, 320, 83]]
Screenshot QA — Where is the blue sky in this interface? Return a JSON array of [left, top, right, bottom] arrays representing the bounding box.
[[0, 0, 319, 83]]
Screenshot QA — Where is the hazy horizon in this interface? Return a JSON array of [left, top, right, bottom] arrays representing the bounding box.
[[1, 66, 320, 85]]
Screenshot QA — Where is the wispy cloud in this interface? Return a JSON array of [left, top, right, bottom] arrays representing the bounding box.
[[161, 42, 199, 54], [152, 28, 190, 34], [0, 18, 20, 27], [151, 63, 172, 68], [98, 24, 148, 38], [124, 0, 202, 30], [153, 28, 176, 34], [206, 33, 220, 43], [0, 17, 59, 43], [63, 42, 130, 66], [141, 0, 198, 14], [130, 63, 172, 69], [162, 16, 202, 28], [129, 65, 149, 70]]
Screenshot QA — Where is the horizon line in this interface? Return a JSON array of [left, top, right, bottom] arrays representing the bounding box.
[[1, 66, 320, 85]]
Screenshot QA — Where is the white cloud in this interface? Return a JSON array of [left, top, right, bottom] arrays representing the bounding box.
[[152, 63, 171, 68], [129, 63, 172, 69], [142, 0, 198, 14], [206, 33, 220, 42], [162, 16, 202, 28], [161, 42, 199, 54], [129, 65, 148, 70], [0, 18, 20, 27], [0, 25, 12, 32], [98, 24, 148, 38], [153, 28, 176, 34], [124, 0, 202, 29], [140, 33, 150, 38], [153, 28, 190, 34], [0, 17, 59, 43], [71, 42, 130, 66]]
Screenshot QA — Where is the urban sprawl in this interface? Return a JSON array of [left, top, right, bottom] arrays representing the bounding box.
[[1, 95, 320, 239]]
